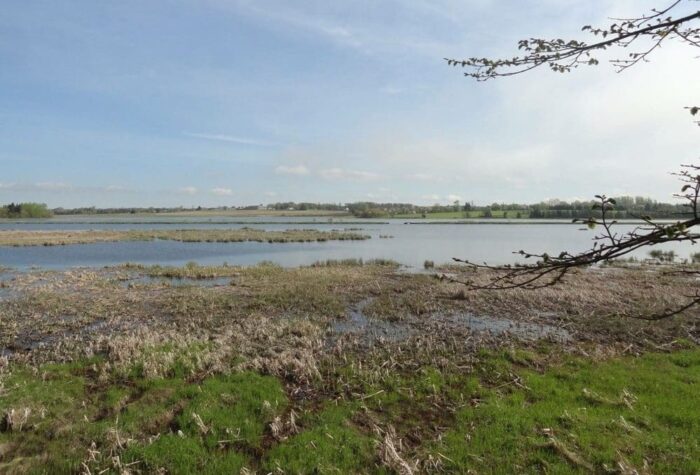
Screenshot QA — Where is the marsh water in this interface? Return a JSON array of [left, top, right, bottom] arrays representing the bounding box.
[[0, 216, 695, 270]]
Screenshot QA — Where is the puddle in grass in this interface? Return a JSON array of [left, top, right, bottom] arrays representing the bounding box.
[[331, 299, 415, 345], [1, 315, 150, 357], [0, 271, 16, 299], [442, 313, 572, 342], [119, 275, 232, 288], [332, 299, 572, 345]]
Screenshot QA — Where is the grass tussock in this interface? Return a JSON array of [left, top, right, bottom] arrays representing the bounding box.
[[310, 258, 400, 268]]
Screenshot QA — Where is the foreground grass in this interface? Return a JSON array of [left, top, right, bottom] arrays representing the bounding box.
[[436, 349, 700, 473], [1, 262, 699, 472], [0, 228, 369, 247], [1, 348, 699, 473]]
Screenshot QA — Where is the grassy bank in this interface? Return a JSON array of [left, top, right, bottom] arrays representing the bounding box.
[[0, 228, 370, 247], [0, 262, 698, 473]]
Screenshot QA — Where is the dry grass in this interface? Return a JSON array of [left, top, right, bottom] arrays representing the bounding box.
[[0, 228, 369, 246], [1, 262, 697, 369]]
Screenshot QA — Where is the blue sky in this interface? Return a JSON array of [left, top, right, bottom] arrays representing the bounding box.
[[1, 0, 698, 207]]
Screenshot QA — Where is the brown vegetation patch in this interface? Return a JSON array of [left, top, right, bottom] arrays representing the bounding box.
[[0, 262, 697, 371]]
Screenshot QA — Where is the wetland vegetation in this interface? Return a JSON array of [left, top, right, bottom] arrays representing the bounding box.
[[1, 260, 699, 473]]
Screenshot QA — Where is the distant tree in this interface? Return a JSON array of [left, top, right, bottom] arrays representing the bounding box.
[[0, 202, 52, 219], [7, 203, 21, 216], [447, 1, 700, 318]]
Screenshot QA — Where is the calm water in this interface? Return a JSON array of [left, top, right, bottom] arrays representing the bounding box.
[[0, 217, 695, 270]]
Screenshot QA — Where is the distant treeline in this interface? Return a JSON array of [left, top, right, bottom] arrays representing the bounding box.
[[7, 196, 691, 220], [0, 202, 52, 218], [53, 206, 184, 215], [270, 196, 691, 219]]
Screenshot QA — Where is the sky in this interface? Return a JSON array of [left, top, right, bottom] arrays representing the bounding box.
[[1, 0, 698, 208]]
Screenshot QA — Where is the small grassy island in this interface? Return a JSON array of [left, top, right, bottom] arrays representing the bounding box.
[[0, 228, 370, 247]]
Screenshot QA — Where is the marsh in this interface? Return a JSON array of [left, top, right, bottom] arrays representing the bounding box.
[[1, 260, 699, 472]]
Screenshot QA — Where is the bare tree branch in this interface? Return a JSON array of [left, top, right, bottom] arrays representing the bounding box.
[[445, 1, 700, 80], [447, 2, 700, 319]]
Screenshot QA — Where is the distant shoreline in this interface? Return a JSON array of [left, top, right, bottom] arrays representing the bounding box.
[[0, 213, 688, 227]]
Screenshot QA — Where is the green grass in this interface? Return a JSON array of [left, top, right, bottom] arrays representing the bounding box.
[[116, 377, 197, 435], [121, 372, 284, 473], [434, 349, 700, 473], [124, 433, 248, 475], [0, 360, 103, 473], [178, 372, 286, 448], [264, 404, 377, 473], [3, 348, 700, 473]]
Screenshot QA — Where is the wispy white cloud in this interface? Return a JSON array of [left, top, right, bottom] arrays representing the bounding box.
[[185, 132, 278, 147], [35, 182, 73, 191], [211, 187, 233, 196], [0, 182, 133, 193], [365, 188, 398, 201], [405, 173, 438, 182], [274, 164, 310, 176], [380, 86, 405, 95], [203, 0, 482, 57], [179, 186, 198, 195], [319, 168, 379, 181]]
